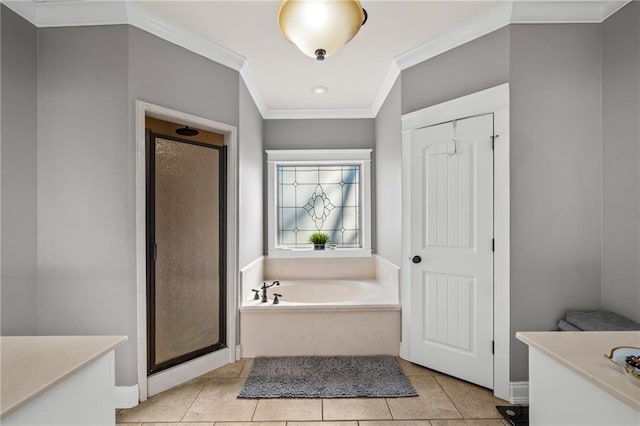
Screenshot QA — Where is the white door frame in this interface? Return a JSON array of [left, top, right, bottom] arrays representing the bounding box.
[[400, 83, 510, 400], [135, 100, 238, 401]]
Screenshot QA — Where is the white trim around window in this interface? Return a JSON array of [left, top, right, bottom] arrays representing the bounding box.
[[266, 149, 372, 258]]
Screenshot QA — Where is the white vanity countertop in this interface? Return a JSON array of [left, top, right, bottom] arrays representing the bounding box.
[[516, 331, 640, 411], [0, 335, 127, 419]]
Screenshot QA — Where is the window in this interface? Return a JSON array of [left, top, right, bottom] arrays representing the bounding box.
[[267, 149, 372, 257]]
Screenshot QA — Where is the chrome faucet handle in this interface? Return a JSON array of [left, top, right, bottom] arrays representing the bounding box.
[[273, 293, 282, 305], [251, 289, 260, 300]]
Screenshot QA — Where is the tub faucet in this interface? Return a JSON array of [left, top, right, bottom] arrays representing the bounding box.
[[260, 280, 280, 303]]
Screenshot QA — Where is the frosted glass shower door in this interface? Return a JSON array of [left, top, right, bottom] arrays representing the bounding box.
[[146, 132, 226, 374]]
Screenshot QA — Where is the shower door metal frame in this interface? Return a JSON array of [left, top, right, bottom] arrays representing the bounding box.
[[145, 131, 227, 375]]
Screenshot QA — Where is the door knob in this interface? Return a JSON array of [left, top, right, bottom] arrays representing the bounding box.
[[411, 255, 422, 264]]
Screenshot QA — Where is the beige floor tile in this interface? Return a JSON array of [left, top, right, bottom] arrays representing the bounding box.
[[435, 376, 507, 419], [117, 379, 207, 423], [287, 422, 358, 426], [253, 399, 322, 421], [141, 423, 214, 426], [182, 379, 258, 422], [116, 423, 141, 426], [360, 421, 432, 426], [322, 398, 392, 421], [201, 359, 246, 379], [387, 377, 461, 420], [431, 420, 505, 426], [215, 423, 285, 426], [240, 358, 255, 378], [397, 358, 441, 377]]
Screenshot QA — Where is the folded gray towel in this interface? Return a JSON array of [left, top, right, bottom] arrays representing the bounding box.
[[558, 319, 582, 331], [565, 310, 640, 331]]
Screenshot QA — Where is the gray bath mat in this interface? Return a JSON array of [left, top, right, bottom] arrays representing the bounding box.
[[238, 355, 418, 398]]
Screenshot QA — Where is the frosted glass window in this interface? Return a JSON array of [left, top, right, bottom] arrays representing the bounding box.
[[277, 165, 361, 248], [266, 149, 372, 257]]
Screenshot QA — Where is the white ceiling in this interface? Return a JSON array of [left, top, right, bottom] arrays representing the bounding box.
[[134, 1, 505, 113], [7, 0, 629, 118]]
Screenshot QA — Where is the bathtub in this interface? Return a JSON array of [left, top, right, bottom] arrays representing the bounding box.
[[239, 271, 401, 358], [242, 279, 398, 307]]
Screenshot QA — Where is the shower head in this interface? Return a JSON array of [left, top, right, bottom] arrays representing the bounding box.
[[176, 126, 199, 137]]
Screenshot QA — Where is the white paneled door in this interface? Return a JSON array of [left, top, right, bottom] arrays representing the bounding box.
[[408, 113, 494, 389]]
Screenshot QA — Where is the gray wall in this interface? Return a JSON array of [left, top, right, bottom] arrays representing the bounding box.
[[401, 27, 510, 115], [37, 25, 135, 384], [601, 2, 640, 323], [128, 27, 239, 128], [398, 23, 604, 381], [128, 26, 239, 384], [238, 79, 264, 343], [37, 25, 241, 386], [238, 79, 264, 269], [374, 78, 402, 266], [264, 119, 374, 150], [264, 118, 375, 251], [1, 5, 39, 335], [509, 24, 603, 381]]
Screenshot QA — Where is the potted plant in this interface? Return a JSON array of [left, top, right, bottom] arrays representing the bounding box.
[[308, 232, 330, 250]]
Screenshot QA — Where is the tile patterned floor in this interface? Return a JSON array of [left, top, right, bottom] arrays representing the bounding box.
[[117, 358, 511, 426]]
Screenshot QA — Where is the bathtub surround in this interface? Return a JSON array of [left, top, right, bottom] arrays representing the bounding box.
[[241, 255, 398, 301], [238, 356, 417, 399], [239, 256, 400, 358]]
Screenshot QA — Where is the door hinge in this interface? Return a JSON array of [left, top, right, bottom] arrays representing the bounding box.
[[492, 238, 495, 252], [490, 134, 499, 150], [492, 340, 495, 354], [153, 242, 158, 262]]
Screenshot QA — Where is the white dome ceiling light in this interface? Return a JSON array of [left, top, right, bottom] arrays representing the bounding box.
[[278, 0, 368, 61]]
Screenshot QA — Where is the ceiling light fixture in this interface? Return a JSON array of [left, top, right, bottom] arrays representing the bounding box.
[[278, 0, 368, 61], [311, 85, 328, 95]]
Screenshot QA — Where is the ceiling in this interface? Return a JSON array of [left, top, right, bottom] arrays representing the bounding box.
[[134, 1, 505, 114], [9, 0, 628, 118]]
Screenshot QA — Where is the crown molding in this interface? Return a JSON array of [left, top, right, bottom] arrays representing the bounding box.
[[601, 0, 632, 21], [370, 61, 401, 118], [263, 108, 374, 120], [125, 2, 245, 72], [2, 0, 633, 120], [239, 61, 268, 116], [511, 0, 631, 24], [395, 2, 513, 72], [2, 1, 37, 24]]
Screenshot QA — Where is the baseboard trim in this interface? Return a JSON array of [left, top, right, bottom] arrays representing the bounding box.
[[114, 384, 139, 409], [509, 381, 529, 404], [236, 344, 242, 360], [147, 348, 232, 397]]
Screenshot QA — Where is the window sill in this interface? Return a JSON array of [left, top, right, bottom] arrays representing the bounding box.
[[267, 248, 372, 259]]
